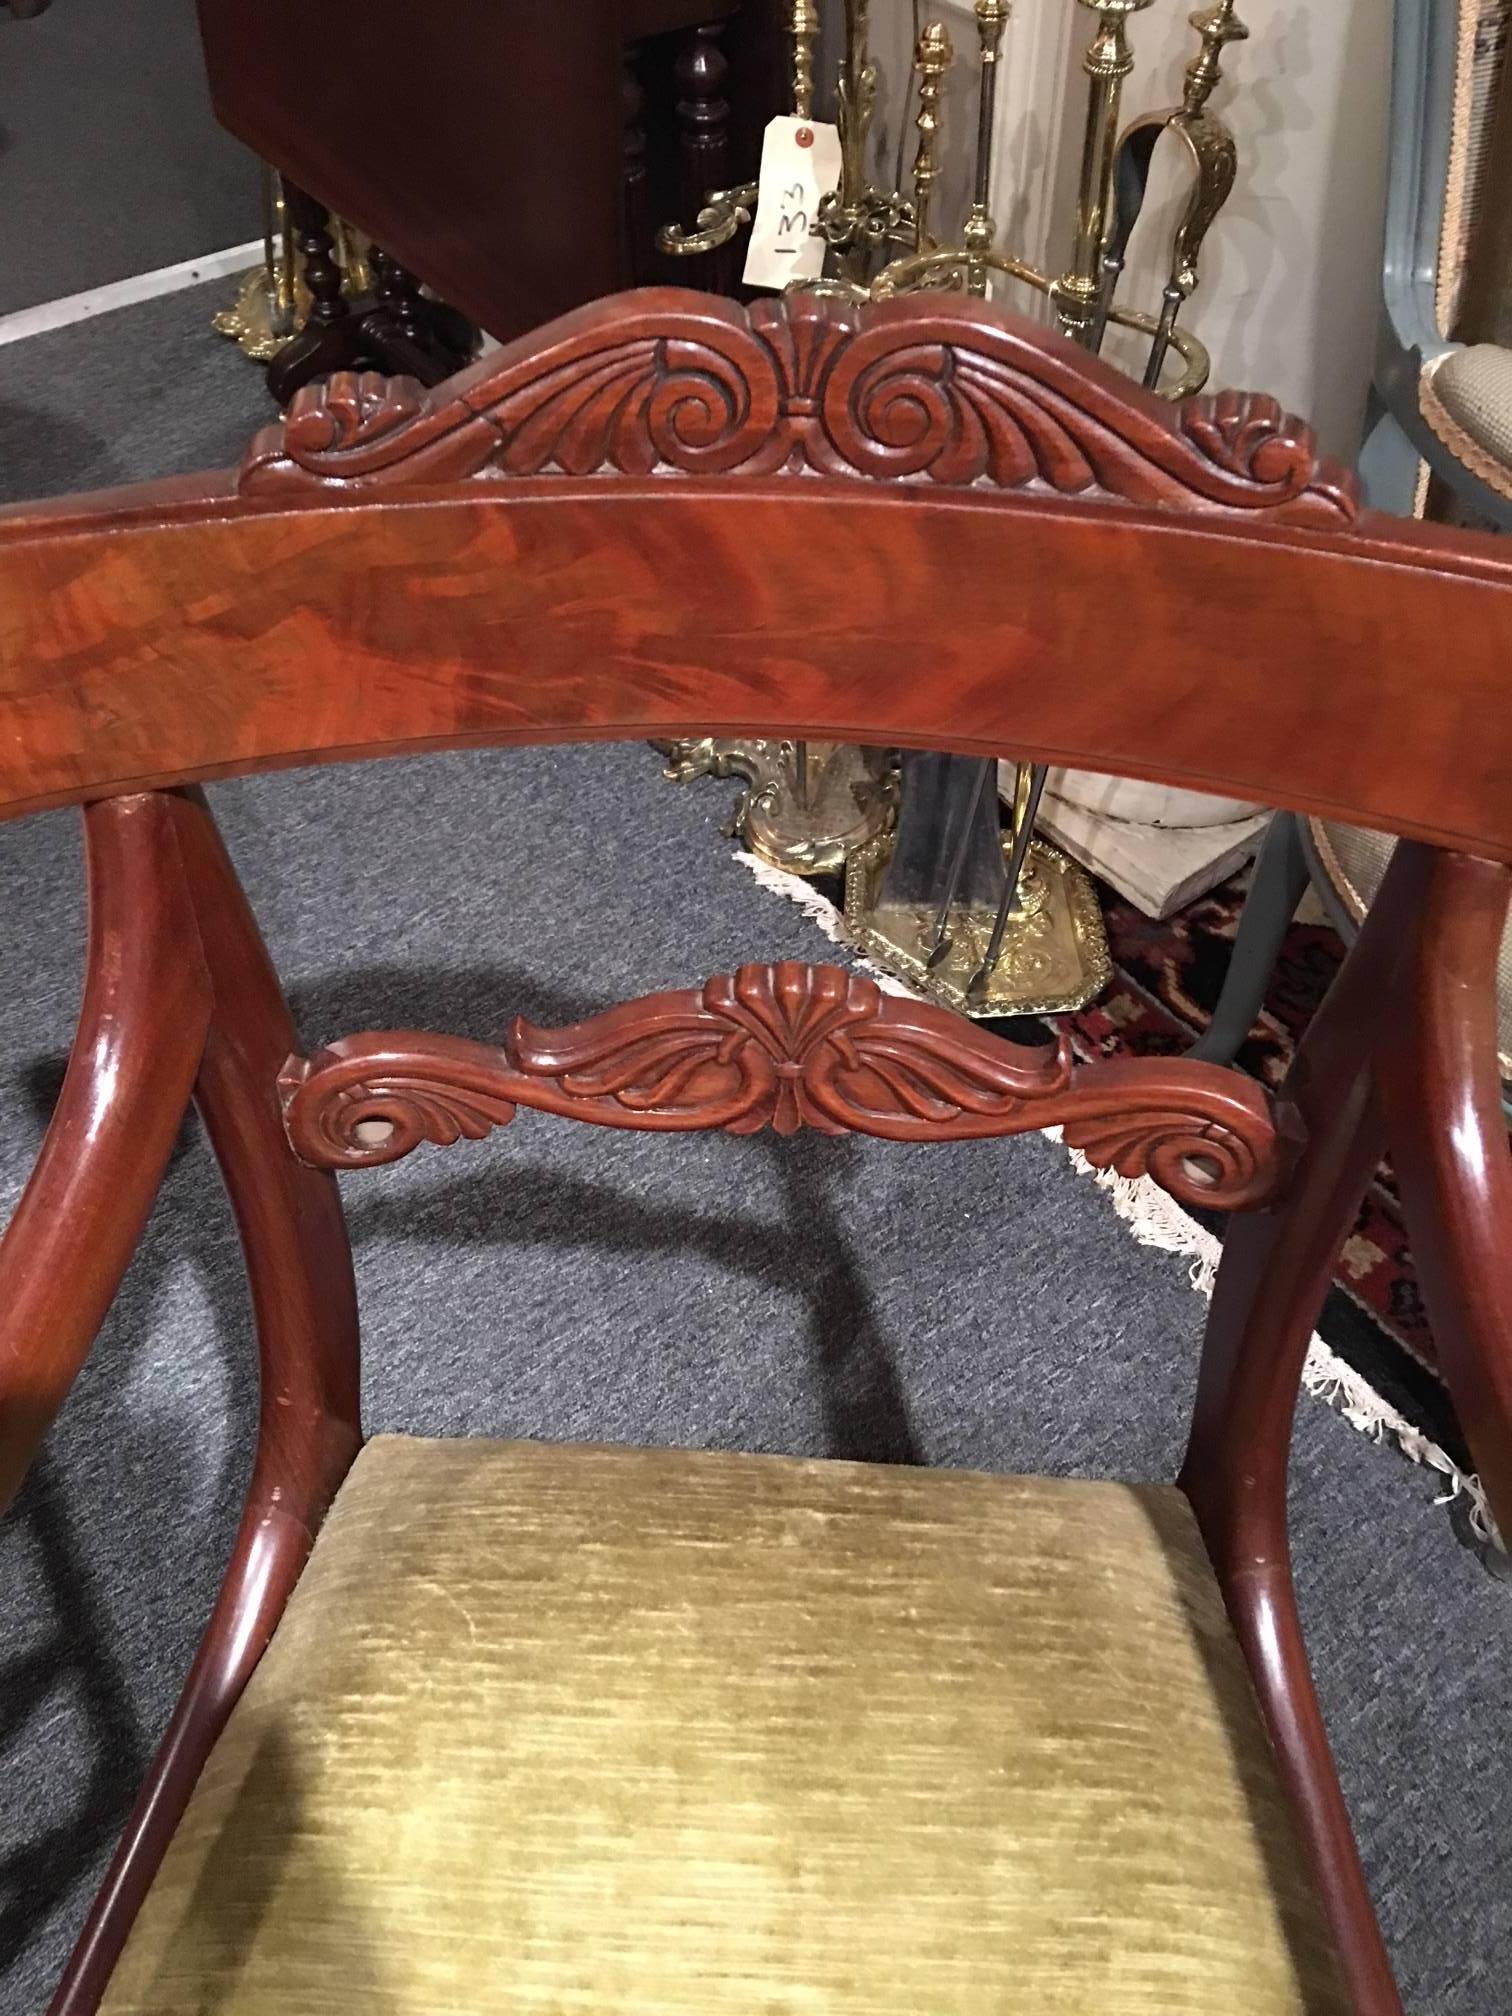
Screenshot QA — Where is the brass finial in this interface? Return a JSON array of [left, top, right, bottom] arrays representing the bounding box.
[[912, 20, 954, 252], [963, 0, 1011, 292], [790, 0, 821, 122], [1183, 0, 1248, 115], [1077, 0, 1155, 82]]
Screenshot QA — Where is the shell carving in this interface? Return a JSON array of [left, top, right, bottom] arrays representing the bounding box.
[[240, 289, 1358, 529], [508, 962, 1073, 1138], [279, 961, 1292, 1212]]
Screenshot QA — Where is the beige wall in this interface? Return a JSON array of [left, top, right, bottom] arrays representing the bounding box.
[[1105, 0, 1392, 459]]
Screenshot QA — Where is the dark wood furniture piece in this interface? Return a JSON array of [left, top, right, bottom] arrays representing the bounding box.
[[2, 289, 1511, 2015], [194, 0, 785, 399]]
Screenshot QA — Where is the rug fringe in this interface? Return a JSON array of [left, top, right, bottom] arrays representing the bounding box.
[[734, 852, 915, 996], [733, 847, 1497, 1544], [1050, 1133, 1497, 1543]]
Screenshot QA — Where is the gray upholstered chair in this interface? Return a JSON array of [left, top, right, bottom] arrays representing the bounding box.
[[1361, 0, 1512, 522]]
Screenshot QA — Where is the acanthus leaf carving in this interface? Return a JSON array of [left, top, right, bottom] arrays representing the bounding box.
[[279, 960, 1293, 1213], [238, 288, 1358, 529], [507, 962, 1073, 1138], [277, 1048, 519, 1169]]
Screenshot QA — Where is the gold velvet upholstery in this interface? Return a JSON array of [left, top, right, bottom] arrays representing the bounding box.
[[101, 1437, 1346, 2014]]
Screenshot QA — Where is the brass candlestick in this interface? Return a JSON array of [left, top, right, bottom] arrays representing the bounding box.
[[790, 0, 820, 117]]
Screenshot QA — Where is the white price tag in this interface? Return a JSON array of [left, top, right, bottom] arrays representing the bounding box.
[[742, 115, 842, 291]]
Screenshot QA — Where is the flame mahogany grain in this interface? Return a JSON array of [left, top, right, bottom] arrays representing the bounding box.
[[0, 294, 1511, 859]]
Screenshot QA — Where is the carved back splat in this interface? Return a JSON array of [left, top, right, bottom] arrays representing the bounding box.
[[279, 961, 1291, 1213]]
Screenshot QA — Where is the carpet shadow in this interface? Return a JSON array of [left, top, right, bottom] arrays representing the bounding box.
[[0, 1125, 258, 1992], [289, 966, 920, 1464], [0, 402, 116, 508], [0, 1454, 148, 1977], [345, 1152, 921, 1469], [286, 963, 674, 1051]]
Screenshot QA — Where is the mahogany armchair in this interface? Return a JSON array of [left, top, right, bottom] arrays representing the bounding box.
[[2, 289, 1511, 2016]]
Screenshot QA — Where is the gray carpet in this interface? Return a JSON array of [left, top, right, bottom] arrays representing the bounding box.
[[0, 0, 253, 316], [3, 285, 1511, 2016], [0, 278, 271, 506]]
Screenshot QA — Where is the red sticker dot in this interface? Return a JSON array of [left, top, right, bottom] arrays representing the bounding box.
[[796, 127, 814, 147]]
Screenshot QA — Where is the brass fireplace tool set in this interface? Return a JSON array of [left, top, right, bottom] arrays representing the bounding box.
[[657, 0, 1248, 1016]]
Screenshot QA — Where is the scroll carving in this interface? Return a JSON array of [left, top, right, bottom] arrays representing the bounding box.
[[240, 289, 1358, 529], [280, 961, 1293, 1212]]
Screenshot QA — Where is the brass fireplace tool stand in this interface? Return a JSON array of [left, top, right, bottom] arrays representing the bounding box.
[[657, 0, 1247, 1017]]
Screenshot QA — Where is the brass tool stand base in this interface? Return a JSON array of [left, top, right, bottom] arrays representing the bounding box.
[[845, 830, 1111, 1018], [657, 740, 895, 879], [213, 267, 298, 364]]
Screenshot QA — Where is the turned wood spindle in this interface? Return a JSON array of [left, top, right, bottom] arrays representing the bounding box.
[[373, 248, 426, 345], [264, 183, 363, 406], [283, 184, 349, 333], [676, 23, 734, 294]]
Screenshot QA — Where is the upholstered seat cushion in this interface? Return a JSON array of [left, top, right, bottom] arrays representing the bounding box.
[[101, 1438, 1345, 2014]]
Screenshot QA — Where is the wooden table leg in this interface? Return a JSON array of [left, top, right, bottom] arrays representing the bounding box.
[[264, 182, 367, 406], [359, 249, 478, 385], [677, 23, 734, 295]]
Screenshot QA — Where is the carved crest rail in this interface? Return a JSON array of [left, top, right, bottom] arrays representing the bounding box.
[[279, 961, 1295, 1211], [238, 288, 1359, 531]]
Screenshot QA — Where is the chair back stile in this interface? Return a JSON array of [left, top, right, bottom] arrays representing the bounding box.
[[1, 289, 1510, 2016]]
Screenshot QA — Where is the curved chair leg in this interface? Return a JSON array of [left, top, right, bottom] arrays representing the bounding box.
[[0, 795, 210, 1516], [1181, 843, 1439, 2016], [1189, 812, 1310, 1065], [50, 791, 363, 2016], [1380, 849, 1512, 1533]]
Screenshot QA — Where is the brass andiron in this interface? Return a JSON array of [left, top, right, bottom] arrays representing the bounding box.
[[657, 0, 1250, 1014]]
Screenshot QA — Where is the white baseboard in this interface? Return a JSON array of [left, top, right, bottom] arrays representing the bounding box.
[[0, 240, 264, 350]]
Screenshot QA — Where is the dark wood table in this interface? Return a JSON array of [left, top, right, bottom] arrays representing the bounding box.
[[194, 0, 785, 398]]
